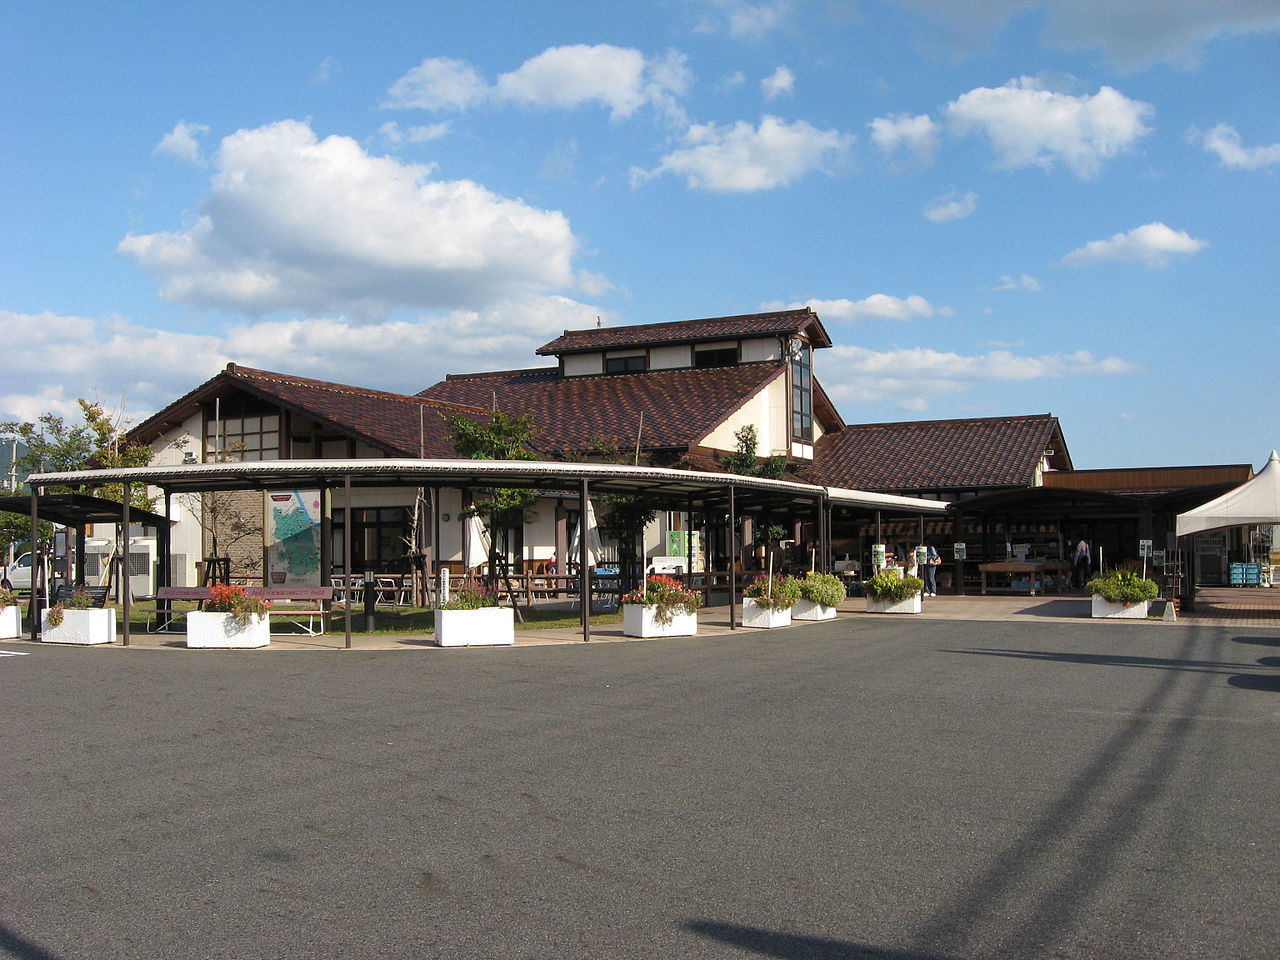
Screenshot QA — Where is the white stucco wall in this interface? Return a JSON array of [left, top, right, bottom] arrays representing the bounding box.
[[650, 345, 691, 369], [740, 337, 782, 362], [699, 375, 789, 456], [564, 353, 604, 377]]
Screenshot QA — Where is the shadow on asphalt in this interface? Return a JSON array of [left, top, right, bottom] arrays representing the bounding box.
[[942, 647, 1255, 676], [0, 924, 65, 960], [682, 921, 959, 959]]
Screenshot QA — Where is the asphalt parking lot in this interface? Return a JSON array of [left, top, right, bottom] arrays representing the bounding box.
[[2, 617, 1277, 960]]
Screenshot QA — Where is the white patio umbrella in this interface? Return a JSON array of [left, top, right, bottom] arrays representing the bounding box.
[[568, 498, 603, 567], [465, 514, 491, 570]]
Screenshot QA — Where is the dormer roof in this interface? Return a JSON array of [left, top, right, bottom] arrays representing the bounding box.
[[535, 308, 832, 356]]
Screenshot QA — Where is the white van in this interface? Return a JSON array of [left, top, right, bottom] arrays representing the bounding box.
[[1, 552, 33, 591]]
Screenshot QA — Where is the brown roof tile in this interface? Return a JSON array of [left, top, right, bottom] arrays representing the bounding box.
[[420, 362, 787, 455], [129, 364, 488, 458], [802, 414, 1067, 491], [536, 308, 832, 355]]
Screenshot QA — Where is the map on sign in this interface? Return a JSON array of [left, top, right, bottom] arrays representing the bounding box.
[[264, 490, 322, 587]]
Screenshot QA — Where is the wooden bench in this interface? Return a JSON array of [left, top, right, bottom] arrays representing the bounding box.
[[151, 585, 334, 636], [52, 584, 112, 607]]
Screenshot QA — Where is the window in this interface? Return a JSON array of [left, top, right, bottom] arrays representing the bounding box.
[[791, 339, 812, 441], [605, 355, 646, 374], [694, 346, 738, 368], [206, 412, 281, 461], [331, 507, 410, 573]]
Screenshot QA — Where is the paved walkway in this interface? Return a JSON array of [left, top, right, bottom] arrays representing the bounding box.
[[36, 584, 1272, 652]]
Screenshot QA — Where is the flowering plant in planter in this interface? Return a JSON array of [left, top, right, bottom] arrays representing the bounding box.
[[1086, 569, 1158, 606], [0, 586, 17, 609], [743, 574, 801, 612], [442, 578, 500, 610], [797, 572, 845, 609], [46, 588, 98, 628], [207, 584, 271, 626], [863, 571, 924, 603], [621, 574, 701, 626]]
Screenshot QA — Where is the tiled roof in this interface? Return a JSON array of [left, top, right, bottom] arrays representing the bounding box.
[[224, 366, 487, 457], [420, 362, 787, 455], [129, 364, 487, 458], [802, 414, 1065, 491], [536, 308, 832, 355]]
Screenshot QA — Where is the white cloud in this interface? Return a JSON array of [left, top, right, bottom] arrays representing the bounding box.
[[1193, 123, 1280, 170], [716, 70, 747, 93], [993, 273, 1043, 291], [691, 0, 797, 38], [153, 121, 209, 166], [1060, 222, 1208, 268], [868, 113, 940, 166], [377, 120, 451, 146], [765, 294, 951, 321], [314, 57, 342, 84], [0, 298, 611, 425], [923, 189, 978, 223], [823, 343, 1137, 409], [119, 119, 582, 317], [761, 65, 795, 100], [384, 46, 692, 124], [382, 56, 489, 111], [946, 76, 1153, 178], [631, 115, 853, 192], [893, 1, 1280, 70]]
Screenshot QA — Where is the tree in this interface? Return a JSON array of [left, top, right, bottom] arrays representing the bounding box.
[[446, 411, 540, 583], [721, 424, 787, 480], [588, 436, 663, 591], [1, 399, 155, 509]]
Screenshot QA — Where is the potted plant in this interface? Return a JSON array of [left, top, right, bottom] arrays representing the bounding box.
[[42, 589, 116, 644], [742, 574, 801, 628], [435, 578, 514, 646], [863, 570, 924, 614], [0, 586, 21, 639], [621, 574, 701, 638], [793, 571, 844, 621], [1086, 568, 1158, 619], [187, 583, 272, 648]]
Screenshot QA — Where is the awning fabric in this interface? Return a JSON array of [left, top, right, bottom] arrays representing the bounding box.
[[1176, 450, 1280, 537]]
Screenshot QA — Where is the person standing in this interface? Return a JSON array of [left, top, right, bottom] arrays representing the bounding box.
[[924, 543, 941, 596], [1073, 538, 1092, 589]]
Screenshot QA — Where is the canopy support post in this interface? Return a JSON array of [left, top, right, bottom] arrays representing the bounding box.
[[580, 478, 591, 643], [728, 483, 737, 630], [121, 484, 131, 647], [344, 475, 353, 649]]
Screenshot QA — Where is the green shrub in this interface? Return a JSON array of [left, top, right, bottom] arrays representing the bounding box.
[[441, 578, 500, 610], [744, 574, 801, 611], [0, 586, 17, 609], [798, 571, 845, 608], [1086, 569, 1158, 605], [863, 570, 924, 603]]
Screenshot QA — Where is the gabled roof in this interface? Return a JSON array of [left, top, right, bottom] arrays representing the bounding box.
[[535, 308, 832, 356], [128, 364, 487, 458], [802, 413, 1070, 491], [419, 362, 788, 455]]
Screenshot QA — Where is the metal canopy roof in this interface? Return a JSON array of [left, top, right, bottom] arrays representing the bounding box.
[[0, 492, 174, 528], [28, 458, 948, 516]]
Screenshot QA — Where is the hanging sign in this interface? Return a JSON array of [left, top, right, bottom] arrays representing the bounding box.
[[953, 542, 967, 560], [1139, 539, 1153, 557], [872, 543, 887, 570]]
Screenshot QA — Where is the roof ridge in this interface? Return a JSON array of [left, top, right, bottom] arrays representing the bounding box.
[[844, 413, 1057, 429], [228, 364, 486, 414], [552, 308, 813, 340]]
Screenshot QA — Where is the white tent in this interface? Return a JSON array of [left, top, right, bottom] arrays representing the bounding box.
[[568, 498, 603, 567], [1176, 450, 1280, 537]]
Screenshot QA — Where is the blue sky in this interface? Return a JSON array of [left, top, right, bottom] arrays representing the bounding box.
[[3, 0, 1277, 470]]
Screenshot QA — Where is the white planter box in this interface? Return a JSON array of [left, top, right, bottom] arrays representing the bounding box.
[[1091, 596, 1150, 619], [0, 604, 21, 639], [186, 611, 271, 648], [435, 606, 515, 646], [41, 607, 116, 645], [742, 597, 792, 629], [865, 594, 922, 614], [622, 603, 697, 638], [792, 598, 837, 621]]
